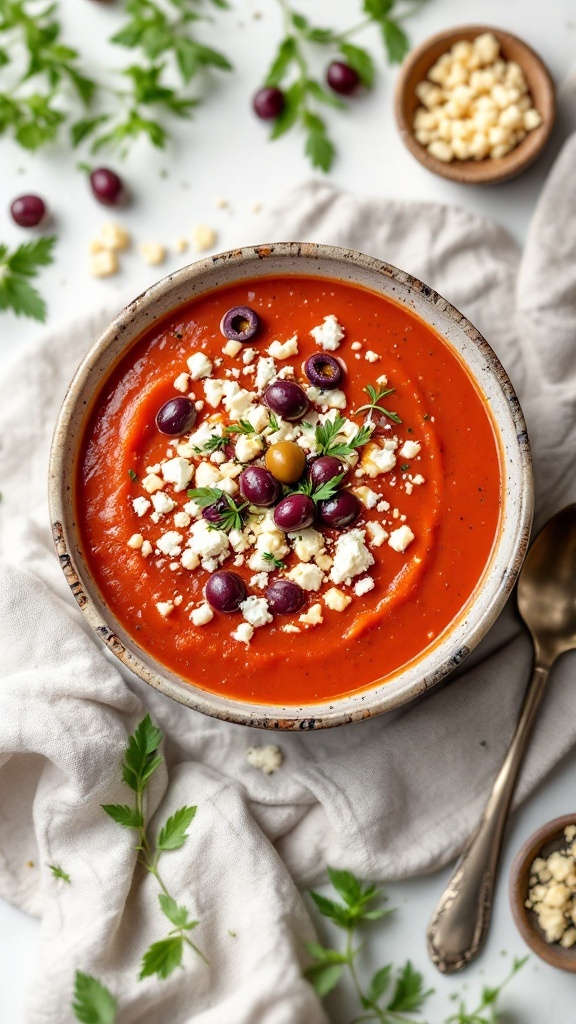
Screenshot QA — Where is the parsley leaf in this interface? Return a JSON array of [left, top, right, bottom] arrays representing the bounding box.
[[72, 971, 117, 1024], [387, 961, 432, 1014], [186, 487, 248, 532], [48, 864, 71, 883], [0, 236, 55, 322], [315, 415, 373, 459], [139, 935, 184, 980], [158, 893, 199, 932], [298, 472, 345, 503], [157, 805, 197, 852]]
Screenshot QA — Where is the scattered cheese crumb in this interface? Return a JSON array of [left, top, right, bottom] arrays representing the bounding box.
[[388, 525, 415, 553], [132, 496, 151, 517], [323, 587, 352, 612], [173, 372, 190, 393], [399, 440, 422, 459], [246, 745, 283, 774], [174, 238, 188, 254], [223, 339, 243, 358], [191, 224, 217, 252], [127, 533, 143, 549], [141, 540, 152, 558], [191, 603, 214, 626], [187, 352, 213, 380], [310, 314, 345, 351], [299, 603, 324, 626], [268, 336, 299, 360], [231, 621, 254, 645], [365, 350, 380, 363], [354, 577, 375, 597], [142, 473, 165, 494], [89, 250, 119, 278], [140, 241, 166, 266], [99, 222, 130, 252], [156, 600, 174, 617], [239, 595, 273, 627]]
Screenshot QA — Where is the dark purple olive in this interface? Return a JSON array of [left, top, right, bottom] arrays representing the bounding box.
[[309, 456, 345, 489], [273, 493, 315, 532], [202, 496, 229, 524], [253, 86, 285, 119], [220, 305, 260, 343], [155, 396, 197, 436], [90, 167, 125, 206], [10, 194, 46, 228], [265, 579, 305, 614], [264, 380, 309, 422], [305, 352, 343, 390], [319, 490, 360, 529], [205, 571, 247, 613], [239, 466, 280, 507], [326, 61, 361, 96]]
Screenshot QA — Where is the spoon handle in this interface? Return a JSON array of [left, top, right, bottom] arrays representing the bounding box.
[[426, 661, 550, 973]]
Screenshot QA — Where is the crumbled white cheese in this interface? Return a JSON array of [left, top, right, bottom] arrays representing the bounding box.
[[299, 603, 324, 626], [140, 241, 166, 266], [132, 496, 151, 517], [366, 521, 388, 547], [365, 350, 380, 363], [98, 222, 130, 252], [242, 347, 257, 365], [187, 352, 213, 380], [173, 372, 190, 393], [306, 386, 347, 410], [240, 595, 273, 628], [191, 603, 214, 626], [161, 457, 194, 492], [127, 533, 143, 549], [246, 745, 283, 774], [388, 525, 415, 553], [362, 445, 397, 478], [323, 587, 352, 612], [235, 434, 263, 463], [156, 600, 174, 617], [249, 572, 269, 590], [287, 563, 324, 592], [255, 356, 277, 392], [203, 378, 225, 408], [156, 531, 183, 557], [399, 440, 422, 459], [245, 404, 270, 432], [222, 380, 255, 419], [290, 528, 324, 563], [194, 461, 222, 488], [231, 621, 254, 645], [183, 499, 201, 518], [181, 549, 200, 571], [151, 492, 176, 516], [173, 511, 191, 528], [282, 624, 301, 633], [310, 314, 345, 351], [330, 529, 375, 585], [188, 519, 229, 559], [142, 473, 165, 494], [90, 249, 119, 278], [354, 577, 375, 597], [354, 486, 380, 509], [268, 336, 298, 360], [174, 237, 188, 254], [351, 341, 362, 351], [141, 540, 153, 558], [191, 224, 217, 252], [376, 499, 390, 512], [223, 339, 243, 358]]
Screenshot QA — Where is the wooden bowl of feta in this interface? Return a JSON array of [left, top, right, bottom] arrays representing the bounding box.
[[394, 26, 555, 184], [510, 815, 576, 972]]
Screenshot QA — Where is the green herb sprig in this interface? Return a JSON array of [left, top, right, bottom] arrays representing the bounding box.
[[315, 415, 373, 460], [262, 551, 286, 569], [264, 0, 424, 170], [49, 864, 71, 883], [356, 384, 402, 424], [101, 714, 205, 981], [73, 971, 117, 1024], [446, 956, 527, 1024], [0, 236, 55, 321], [297, 471, 345, 503], [187, 486, 248, 532]]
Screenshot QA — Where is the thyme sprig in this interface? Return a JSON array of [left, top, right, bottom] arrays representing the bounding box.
[[356, 384, 402, 424], [262, 551, 286, 570], [315, 415, 373, 459]]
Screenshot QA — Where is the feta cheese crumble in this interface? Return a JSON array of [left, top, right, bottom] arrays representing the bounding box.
[[310, 314, 345, 351], [246, 745, 283, 774]]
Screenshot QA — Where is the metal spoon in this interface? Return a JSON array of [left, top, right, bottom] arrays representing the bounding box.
[[427, 503, 576, 973]]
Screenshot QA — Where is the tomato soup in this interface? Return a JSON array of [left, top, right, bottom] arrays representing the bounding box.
[[76, 276, 501, 705]]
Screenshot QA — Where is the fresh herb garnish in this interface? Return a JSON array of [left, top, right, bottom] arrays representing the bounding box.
[[356, 383, 402, 423], [298, 471, 345, 503], [315, 415, 372, 459], [446, 956, 527, 1024], [224, 419, 256, 436], [268, 411, 280, 431], [72, 971, 117, 1024], [0, 236, 55, 321], [48, 864, 71, 883], [187, 486, 248, 532], [101, 714, 205, 980], [194, 435, 228, 454], [262, 551, 286, 569], [400, 463, 410, 471], [128, 468, 138, 481]]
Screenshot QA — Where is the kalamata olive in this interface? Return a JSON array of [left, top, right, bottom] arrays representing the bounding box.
[[304, 352, 343, 390], [202, 497, 228, 524], [90, 167, 125, 206], [309, 455, 345, 488], [205, 570, 247, 612], [220, 305, 260, 343], [319, 490, 360, 529], [264, 380, 309, 422], [155, 396, 197, 436], [265, 441, 306, 484], [265, 579, 305, 614], [10, 194, 47, 228], [273, 493, 315, 532], [239, 466, 280, 506], [253, 86, 285, 119], [326, 61, 361, 96]]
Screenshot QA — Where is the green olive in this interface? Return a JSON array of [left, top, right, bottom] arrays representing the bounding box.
[[265, 441, 306, 484]]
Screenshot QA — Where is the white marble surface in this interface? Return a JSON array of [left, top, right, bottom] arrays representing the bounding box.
[[2, 0, 576, 1020]]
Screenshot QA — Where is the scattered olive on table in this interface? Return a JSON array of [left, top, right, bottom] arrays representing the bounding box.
[[205, 570, 247, 613], [305, 352, 343, 389], [253, 86, 285, 120], [319, 489, 360, 529], [10, 194, 47, 228], [89, 166, 125, 206], [239, 466, 280, 507], [265, 441, 306, 484], [264, 379, 310, 422], [155, 396, 197, 436], [265, 579, 306, 614], [220, 306, 260, 342], [326, 61, 361, 95], [309, 455, 345, 488], [273, 493, 316, 532]]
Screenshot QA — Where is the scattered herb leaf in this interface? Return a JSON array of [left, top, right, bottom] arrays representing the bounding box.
[[263, 551, 287, 569], [72, 971, 117, 1024], [128, 468, 138, 481], [0, 236, 55, 321], [48, 864, 71, 883]]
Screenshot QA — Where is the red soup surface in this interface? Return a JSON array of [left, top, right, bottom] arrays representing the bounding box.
[[76, 275, 502, 705]]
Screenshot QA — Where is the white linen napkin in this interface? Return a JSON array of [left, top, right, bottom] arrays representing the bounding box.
[[1, 128, 576, 1023]]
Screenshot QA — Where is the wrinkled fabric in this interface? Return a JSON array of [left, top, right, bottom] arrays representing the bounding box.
[[1, 130, 576, 1023]]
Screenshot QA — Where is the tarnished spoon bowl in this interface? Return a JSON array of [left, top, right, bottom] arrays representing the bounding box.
[[427, 503, 576, 973]]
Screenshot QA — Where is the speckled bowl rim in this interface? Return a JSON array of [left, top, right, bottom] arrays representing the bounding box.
[[48, 242, 533, 730]]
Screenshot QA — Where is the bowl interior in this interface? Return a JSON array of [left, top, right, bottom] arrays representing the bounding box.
[[395, 24, 556, 184], [49, 243, 533, 729], [510, 814, 576, 972]]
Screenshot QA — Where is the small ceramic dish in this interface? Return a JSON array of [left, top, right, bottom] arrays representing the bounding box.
[[394, 25, 555, 184], [510, 814, 576, 972]]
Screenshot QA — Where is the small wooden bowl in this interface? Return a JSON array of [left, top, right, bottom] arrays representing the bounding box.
[[510, 814, 576, 972], [395, 25, 556, 184]]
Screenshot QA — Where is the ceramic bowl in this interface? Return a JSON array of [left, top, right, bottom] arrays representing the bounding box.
[[510, 814, 576, 972], [394, 25, 555, 184], [48, 243, 533, 729]]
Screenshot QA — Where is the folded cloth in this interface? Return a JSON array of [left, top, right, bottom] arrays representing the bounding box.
[[1, 130, 576, 1024]]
